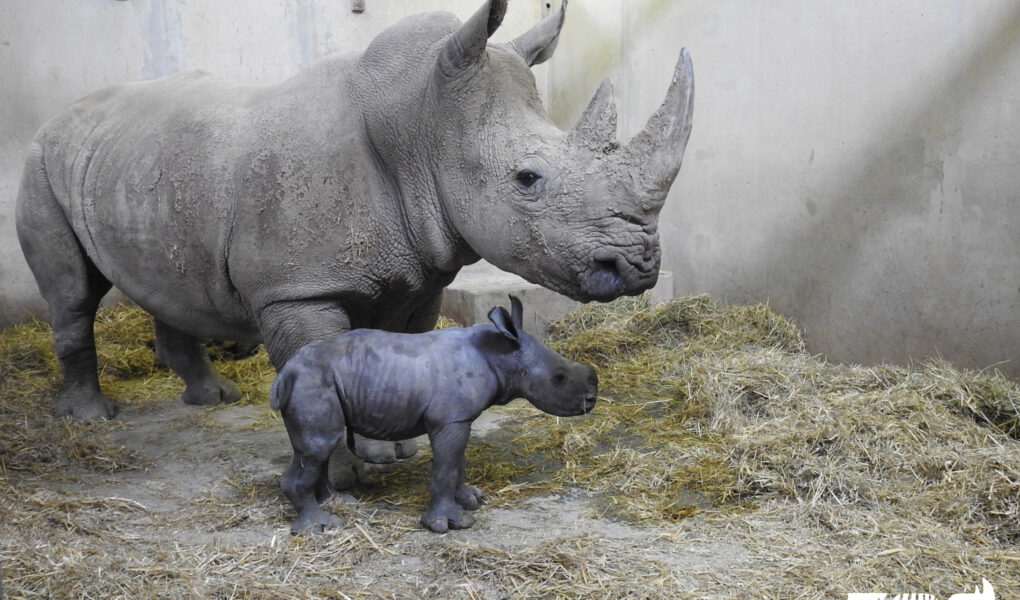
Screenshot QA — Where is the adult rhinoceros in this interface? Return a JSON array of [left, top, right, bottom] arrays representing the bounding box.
[[16, 0, 693, 465]]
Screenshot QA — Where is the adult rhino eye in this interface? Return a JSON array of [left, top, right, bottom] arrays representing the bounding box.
[[515, 169, 541, 188]]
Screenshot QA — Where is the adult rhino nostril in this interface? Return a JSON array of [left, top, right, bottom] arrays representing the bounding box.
[[594, 259, 619, 274]]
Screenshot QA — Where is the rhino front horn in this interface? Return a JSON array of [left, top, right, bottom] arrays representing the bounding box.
[[624, 48, 695, 207]]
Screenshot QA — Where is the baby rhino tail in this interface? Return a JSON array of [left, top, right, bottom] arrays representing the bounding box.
[[269, 363, 297, 411]]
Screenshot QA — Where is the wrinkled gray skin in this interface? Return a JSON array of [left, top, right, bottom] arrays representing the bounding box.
[[271, 296, 598, 534], [15, 0, 692, 476]]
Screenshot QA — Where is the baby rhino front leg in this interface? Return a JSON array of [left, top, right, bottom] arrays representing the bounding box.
[[421, 423, 479, 533]]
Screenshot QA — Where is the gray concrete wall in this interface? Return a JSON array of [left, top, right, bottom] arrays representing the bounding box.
[[2, 1, 1018, 377], [546, 0, 1019, 377], [0, 0, 545, 324]]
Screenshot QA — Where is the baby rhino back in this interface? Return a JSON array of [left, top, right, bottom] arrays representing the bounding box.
[[276, 326, 501, 441]]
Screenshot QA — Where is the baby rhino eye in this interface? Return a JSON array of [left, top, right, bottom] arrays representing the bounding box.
[[551, 372, 566, 386], [515, 169, 541, 187]]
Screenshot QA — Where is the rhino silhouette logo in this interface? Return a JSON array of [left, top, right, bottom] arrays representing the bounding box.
[[848, 579, 995, 600]]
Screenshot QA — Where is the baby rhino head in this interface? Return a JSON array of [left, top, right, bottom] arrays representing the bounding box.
[[487, 296, 598, 417]]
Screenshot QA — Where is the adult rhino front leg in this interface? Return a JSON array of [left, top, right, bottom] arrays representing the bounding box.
[[258, 300, 363, 490], [154, 321, 241, 406], [347, 290, 445, 464]]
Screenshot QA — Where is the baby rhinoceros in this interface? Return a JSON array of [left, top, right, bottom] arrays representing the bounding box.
[[270, 295, 598, 534]]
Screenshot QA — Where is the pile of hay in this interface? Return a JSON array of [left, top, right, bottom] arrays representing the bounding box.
[[359, 294, 1020, 595], [530, 295, 1020, 594], [0, 305, 275, 476], [1, 296, 1017, 598]]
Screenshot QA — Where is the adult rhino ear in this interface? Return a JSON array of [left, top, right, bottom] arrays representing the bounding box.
[[509, 0, 567, 66], [439, 0, 508, 77], [488, 305, 520, 344]]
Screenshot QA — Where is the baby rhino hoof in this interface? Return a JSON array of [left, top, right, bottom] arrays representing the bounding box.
[[421, 505, 476, 533], [292, 508, 344, 535]]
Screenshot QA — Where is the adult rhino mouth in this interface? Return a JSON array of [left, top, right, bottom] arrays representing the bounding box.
[[579, 251, 659, 302]]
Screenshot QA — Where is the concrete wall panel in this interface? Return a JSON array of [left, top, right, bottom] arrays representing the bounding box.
[[1, 0, 1017, 376], [546, 0, 1018, 377]]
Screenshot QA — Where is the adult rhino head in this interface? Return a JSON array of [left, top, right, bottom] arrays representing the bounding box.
[[357, 0, 694, 302]]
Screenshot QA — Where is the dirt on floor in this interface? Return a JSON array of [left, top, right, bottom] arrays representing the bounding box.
[[2, 399, 760, 599], [2, 297, 1018, 599]]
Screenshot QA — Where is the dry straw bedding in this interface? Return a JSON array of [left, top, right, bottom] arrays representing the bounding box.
[[0, 297, 1017, 598]]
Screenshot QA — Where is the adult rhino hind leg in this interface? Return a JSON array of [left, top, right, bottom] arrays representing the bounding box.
[[154, 321, 241, 406], [15, 150, 115, 420]]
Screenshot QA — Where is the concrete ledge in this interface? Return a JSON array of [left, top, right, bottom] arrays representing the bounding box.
[[441, 262, 673, 338]]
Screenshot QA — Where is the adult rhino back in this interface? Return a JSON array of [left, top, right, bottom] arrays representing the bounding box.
[[33, 72, 254, 338], [30, 59, 375, 341]]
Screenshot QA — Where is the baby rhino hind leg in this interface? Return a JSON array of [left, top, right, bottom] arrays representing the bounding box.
[[278, 367, 347, 534]]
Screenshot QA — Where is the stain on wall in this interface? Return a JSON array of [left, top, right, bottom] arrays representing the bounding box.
[[139, 0, 187, 78]]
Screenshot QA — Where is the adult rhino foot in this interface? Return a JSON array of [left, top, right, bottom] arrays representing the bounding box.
[[315, 479, 339, 504], [181, 375, 241, 406], [354, 435, 397, 464], [291, 507, 344, 535], [395, 438, 418, 459], [328, 446, 365, 491], [456, 485, 486, 510], [421, 501, 476, 533], [354, 435, 419, 464], [55, 388, 116, 420]]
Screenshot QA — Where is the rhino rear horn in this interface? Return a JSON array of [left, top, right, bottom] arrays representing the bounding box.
[[568, 77, 618, 151], [439, 0, 509, 77], [623, 49, 695, 208], [509, 0, 567, 66]]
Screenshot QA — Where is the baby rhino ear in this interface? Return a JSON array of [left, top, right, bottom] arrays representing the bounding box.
[[487, 305, 520, 344], [509, 294, 524, 331]]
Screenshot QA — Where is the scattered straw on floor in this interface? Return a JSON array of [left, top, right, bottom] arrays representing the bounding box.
[[1, 296, 1018, 598], [538, 295, 1020, 596]]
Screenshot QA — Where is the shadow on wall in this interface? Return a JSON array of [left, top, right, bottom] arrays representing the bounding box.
[[546, 0, 682, 132], [760, 4, 1020, 376]]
